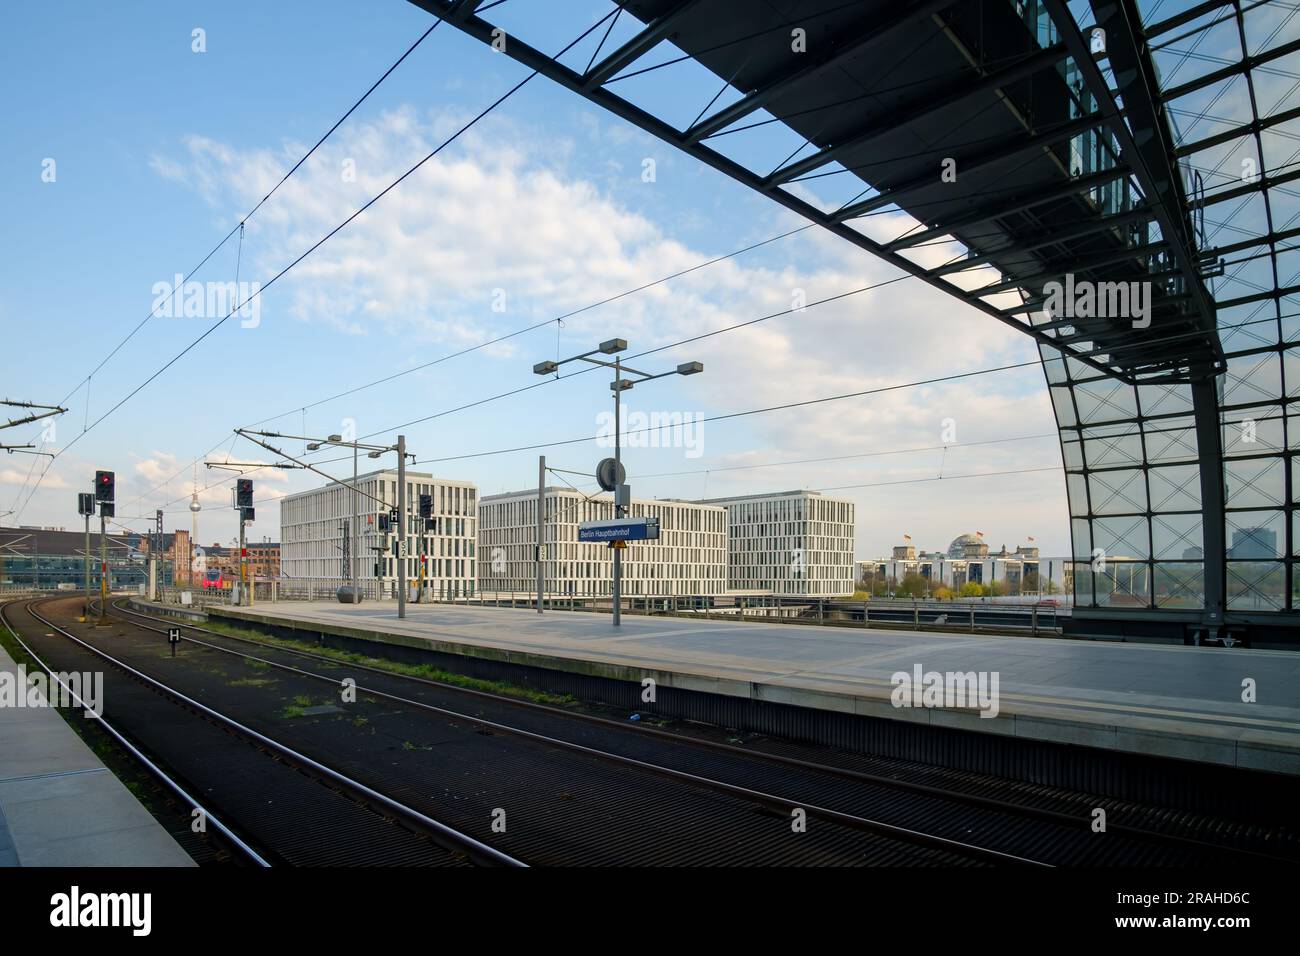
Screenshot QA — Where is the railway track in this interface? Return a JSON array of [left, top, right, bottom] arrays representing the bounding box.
[[1, 597, 518, 867], [47, 597, 1018, 866], [100, 596, 1299, 866]]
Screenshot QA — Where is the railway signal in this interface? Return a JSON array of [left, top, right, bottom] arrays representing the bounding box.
[[233, 427, 411, 618], [91, 470, 115, 627], [231, 479, 255, 607], [94, 470, 115, 502], [77, 492, 94, 622]]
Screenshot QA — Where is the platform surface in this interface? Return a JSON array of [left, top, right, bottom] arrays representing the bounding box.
[[205, 599, 1300, 776], [0, 642, 195, 867]]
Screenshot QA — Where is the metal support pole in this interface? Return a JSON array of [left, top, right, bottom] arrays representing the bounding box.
[[96, 512, 107, 626], [82, 512, 90, 621], [537, 454, 545, 613], [239, 516, 247, 606], [352, 442, 359, 600], [397, 434, 407, 620], [613, 359, 622, 627], [1191, 378, 1226, 633]]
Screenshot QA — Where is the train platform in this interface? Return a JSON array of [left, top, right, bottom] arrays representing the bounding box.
[[198, 599, 1300, 778], [0, 642, 194, 866]]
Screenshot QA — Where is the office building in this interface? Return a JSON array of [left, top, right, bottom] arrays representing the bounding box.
[[696, 490, 856, 597], [477, 487, 727, 597], [280, 470, 477, 597]]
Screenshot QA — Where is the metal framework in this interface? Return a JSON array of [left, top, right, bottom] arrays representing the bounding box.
[[410, 0, 1300, 643]]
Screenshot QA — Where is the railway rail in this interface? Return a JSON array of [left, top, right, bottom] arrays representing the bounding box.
[[99, 596, 1299, 867], [52, 597, 1017, 866], [1, 597, 520, 867]]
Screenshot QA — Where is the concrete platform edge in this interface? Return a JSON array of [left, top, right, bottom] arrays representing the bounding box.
[[203, 604, 1296, 778]]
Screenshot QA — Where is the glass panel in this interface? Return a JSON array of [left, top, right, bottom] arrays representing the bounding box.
[[1227, 561, 1286, 611], [1093, 561, 1151, 607], [1147, 464, 1201, 512], [1072, 517, 1092, 560], [1225, 456, 1286, 508], [1225, 510, 1285, 558], [1088, 468, 1148, 515], [1092, 515, 1150, 560], [1222, 405, 1284, 456], [1154, 562, 1204, 609], [1151, 512, 1203, 560]]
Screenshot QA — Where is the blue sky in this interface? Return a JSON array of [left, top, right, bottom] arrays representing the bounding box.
[[2, 0, 1068, 558]]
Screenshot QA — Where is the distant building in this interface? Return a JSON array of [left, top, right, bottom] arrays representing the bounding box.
[[201, 540, 279, 582], [947, 532, 989, 559], [281, 470, 476, 597], [860, 535, 1070, 597], [1228, 527, 1277, 559], [695, 490, 855, 597], [0, 525, 181, 590], [478, 488, 727, 597]]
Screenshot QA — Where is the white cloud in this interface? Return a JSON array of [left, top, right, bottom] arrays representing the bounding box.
[[0, 468, 68, 489], [148, 107, 1070, 555]]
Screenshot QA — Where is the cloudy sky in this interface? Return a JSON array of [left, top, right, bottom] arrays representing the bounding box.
[[2, 0, 1075, 558]]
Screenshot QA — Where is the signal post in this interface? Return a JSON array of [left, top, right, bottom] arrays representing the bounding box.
[[93, 470, 114, 626]]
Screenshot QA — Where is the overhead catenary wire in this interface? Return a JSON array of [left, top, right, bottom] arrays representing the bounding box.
[[635, 432, 1062, 480], [360, 267, 927, 442], [12, 7, 620, 523], [124, 219, 818, 513], [418, 358, 1045, 465], [9, 11, 453, 519]]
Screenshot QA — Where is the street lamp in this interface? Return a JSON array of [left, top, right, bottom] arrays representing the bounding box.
[[235, 429, 414, 618], [533, 340, 703, 626]]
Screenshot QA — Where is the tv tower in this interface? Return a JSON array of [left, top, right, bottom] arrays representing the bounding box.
[[189, 464, 202, 584]]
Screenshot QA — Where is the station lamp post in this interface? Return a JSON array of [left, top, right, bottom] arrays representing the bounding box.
[[234, 429, 415, 619], [533, 339, 702, 626]]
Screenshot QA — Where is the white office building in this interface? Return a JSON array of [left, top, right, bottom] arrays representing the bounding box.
[[477, 487, 727, 597], [280, 470, 478, 597], [696, 490, 856, 597]]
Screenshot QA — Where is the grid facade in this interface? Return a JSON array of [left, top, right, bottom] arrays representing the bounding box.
[[1046, 2, 1300, 616], [280, 470, 477, 596], [697, 491, 856, 597], [477, 488, 727, 597]]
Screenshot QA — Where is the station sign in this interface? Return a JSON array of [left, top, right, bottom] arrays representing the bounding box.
[[578, 517, 660, 543]]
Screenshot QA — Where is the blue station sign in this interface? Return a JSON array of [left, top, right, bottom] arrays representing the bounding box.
[[578, 517, 660, 543]]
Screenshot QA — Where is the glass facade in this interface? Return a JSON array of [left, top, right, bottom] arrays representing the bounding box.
[[1049, 1, 1300, 614], [0, 553, 168, 591]]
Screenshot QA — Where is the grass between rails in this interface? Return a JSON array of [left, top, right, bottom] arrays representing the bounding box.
[[193, 616, 578, 708]]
